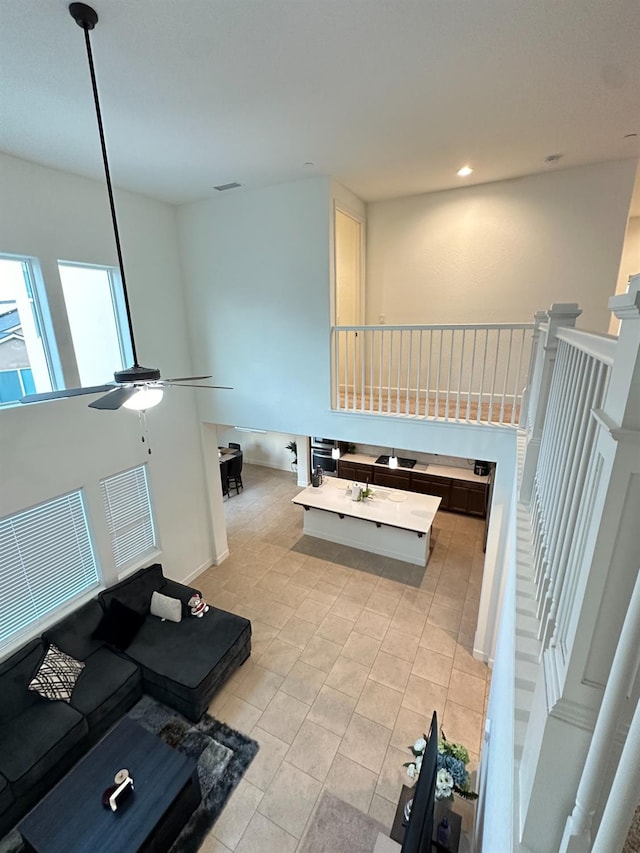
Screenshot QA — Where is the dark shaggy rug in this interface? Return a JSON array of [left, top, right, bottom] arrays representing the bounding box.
[[0, 695, 259, 853]]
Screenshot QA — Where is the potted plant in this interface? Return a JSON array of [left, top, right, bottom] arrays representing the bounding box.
[[286, 440, 298, 472]]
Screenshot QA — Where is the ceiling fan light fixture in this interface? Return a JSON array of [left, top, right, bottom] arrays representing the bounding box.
[[114, 365, 161, 383], [122, 385, 164, 411]]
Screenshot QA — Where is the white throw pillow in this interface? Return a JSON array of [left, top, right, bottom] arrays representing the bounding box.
[[150, 590, 182, 623]]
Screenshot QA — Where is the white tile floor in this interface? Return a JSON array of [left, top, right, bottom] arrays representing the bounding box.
[[196, 465, 490, 852]]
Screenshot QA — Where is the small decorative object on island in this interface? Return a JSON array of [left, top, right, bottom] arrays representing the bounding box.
[[404, 730, 478, 802], [358, 484, 373, 501]]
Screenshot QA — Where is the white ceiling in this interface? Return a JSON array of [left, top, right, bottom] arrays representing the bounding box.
[[1, 0, 639, 209]]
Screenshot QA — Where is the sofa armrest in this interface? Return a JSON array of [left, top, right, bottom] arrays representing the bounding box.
[[161, 578, 202, 616]]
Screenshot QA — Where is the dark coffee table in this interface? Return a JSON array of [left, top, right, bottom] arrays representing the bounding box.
[[19, 716, 200, 853]]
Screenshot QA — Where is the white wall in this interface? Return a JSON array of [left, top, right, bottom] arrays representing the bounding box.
[[0, 153, 215, 605], [366, 161, 636, 333], [217, 425, 298, 472]]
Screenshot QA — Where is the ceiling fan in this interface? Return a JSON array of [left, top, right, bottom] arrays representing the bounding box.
[[21, 3, 230, 412]]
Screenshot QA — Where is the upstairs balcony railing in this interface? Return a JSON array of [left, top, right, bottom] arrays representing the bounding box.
[[331, 323, 534, 426], [489, 281, 640, 852]]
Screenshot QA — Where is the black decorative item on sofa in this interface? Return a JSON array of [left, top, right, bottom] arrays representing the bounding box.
[[0, 563, 251, 838]]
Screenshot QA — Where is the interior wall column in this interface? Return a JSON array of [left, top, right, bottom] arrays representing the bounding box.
[[200, 422, 229, 565]]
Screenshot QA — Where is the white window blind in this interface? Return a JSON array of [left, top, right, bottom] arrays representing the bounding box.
[[101, 465, 156, 571], [0, 491, 99, 648]]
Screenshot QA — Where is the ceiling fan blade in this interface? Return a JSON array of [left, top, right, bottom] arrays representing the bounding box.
[[20, 384, 115, 404], [163, 383, 233, 390], [163, 375, 213, 383], [88, 386, 138, 410]]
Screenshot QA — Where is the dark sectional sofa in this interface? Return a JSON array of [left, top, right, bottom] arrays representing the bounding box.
[[0, 563, 251, 837]]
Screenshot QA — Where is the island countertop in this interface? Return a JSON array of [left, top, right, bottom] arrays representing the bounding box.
[[292, 478, 441, 535]]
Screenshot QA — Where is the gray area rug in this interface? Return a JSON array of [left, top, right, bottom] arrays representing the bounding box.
[[0, 695, 258, 853], [298, 790, 388, 853]]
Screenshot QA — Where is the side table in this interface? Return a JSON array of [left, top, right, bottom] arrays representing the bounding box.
[[390, 784, 462, 852]]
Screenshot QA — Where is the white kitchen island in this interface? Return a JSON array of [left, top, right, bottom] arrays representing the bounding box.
[[292, 478, 441, 566]]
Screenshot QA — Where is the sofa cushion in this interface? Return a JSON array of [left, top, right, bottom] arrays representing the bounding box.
[[124, 607, 251, 719], [69, 647, 142, 732], [92, 599, 145, 651], [0, 638, 45, 725], [0, 696, 87, 798], [99, 563, 166, 616], [45, 600, 106, 661], [0, 773, 13, 816], [28, 644, 85, 702]]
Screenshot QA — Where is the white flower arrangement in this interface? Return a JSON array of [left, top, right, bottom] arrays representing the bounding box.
[[403, 732, 478, 802]]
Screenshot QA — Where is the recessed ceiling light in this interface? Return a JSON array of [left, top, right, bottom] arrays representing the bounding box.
[[457, 166, 473, 177]]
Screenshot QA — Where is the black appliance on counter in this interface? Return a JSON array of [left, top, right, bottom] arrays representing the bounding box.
[[375, 455, 417, 468], [474, 460, 490, 476], [311, 437, 338, 477]]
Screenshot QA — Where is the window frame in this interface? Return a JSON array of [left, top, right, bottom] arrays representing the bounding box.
[[57, 260, 134, 376], [0, 253, 63, 406], [0, 253, 134, 407]]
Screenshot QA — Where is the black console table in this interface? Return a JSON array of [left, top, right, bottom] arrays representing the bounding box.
[[390, 784, 462, 852]]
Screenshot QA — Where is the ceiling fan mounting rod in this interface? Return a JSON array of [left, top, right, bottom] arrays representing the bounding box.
[[69, 2, 141, 370]]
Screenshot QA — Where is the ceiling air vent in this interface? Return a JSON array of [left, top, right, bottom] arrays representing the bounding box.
[[213, 182, 242, 191]]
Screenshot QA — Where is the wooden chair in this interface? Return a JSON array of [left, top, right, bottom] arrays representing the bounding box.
[[219, 458, 230, 497], [227, 453, 243, 495]]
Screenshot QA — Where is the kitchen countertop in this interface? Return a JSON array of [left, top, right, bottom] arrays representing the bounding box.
[[292, 478, 441, 535], [339, 453, 489, 484]]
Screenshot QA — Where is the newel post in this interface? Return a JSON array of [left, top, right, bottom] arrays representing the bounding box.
[[519, 310, 547, 429], [520, 303, 581, 503]]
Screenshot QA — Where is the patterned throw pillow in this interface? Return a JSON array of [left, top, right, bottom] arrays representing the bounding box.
[[28, 644, 85, 702]]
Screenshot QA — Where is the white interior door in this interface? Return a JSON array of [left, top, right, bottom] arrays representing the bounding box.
[[335, 208, 365, 406]]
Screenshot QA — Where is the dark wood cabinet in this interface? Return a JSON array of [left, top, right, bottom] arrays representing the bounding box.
[[448, 481, 487, 516], [449, 483, 471, 513], [410, 472, 452, 510], [337, 460, 374, 482], [467, 483, 487, 516], [372, 468, 411, 489], [337, 457, 487, 517]]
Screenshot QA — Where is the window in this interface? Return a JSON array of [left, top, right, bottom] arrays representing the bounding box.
[[101, 465, 157, 573], [0, 256, 56, 404], [58, 262, 133, 387], [0, 491, 99, 649], [0, 255, 133, 406]]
